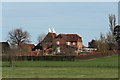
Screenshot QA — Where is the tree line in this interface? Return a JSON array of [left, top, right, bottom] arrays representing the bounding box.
[[88, 14, 119, 52]]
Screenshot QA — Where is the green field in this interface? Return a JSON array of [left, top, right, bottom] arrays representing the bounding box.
[[2, 55, 119, 78]]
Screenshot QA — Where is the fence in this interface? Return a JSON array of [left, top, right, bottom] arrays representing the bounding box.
[[2, 51, 118, 61], [2, 55, 76, 61]]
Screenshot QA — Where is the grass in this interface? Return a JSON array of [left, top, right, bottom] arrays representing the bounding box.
[[3, 67, 118, 78], [2, 55, 119, 78]]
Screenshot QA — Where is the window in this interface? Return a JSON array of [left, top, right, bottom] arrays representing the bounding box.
[[72, 42, 76, 45], [66, 42, 71, 45], [56, 41, 60, 45]]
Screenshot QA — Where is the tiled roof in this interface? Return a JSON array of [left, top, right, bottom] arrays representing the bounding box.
[[42, 32, 57, 42], [32, 43, 43, 51], [19, 44, 35, 49], [56, 34, 82, 42]]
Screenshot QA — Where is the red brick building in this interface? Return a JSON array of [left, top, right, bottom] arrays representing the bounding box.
[[14, 28, 85, 56], [53, 34, 84, 49], [34, 29, 85, 55]]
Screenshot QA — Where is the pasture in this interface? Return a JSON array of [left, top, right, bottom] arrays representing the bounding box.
[[2, 55, 119, 78]]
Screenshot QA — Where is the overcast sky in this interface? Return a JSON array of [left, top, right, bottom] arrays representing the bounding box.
[[1, 2, 118, 46]]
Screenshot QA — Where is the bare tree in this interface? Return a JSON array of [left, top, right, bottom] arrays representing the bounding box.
[[8, 28, 30, 46], [37, 33, 46, 43], [107, 14, 117, 49], [97, 33, 109, 52], [108, 14, 116, 42], [109, 14, 116, 34], [7, 28, 30, 67]]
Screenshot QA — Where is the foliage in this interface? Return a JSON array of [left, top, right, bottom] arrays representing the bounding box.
[[1, 42, 10, 55], [88, 39, 97, 48], [114, 25, 120, 50]]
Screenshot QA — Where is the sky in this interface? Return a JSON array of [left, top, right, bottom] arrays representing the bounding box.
[[1, 2, 118, 46]]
